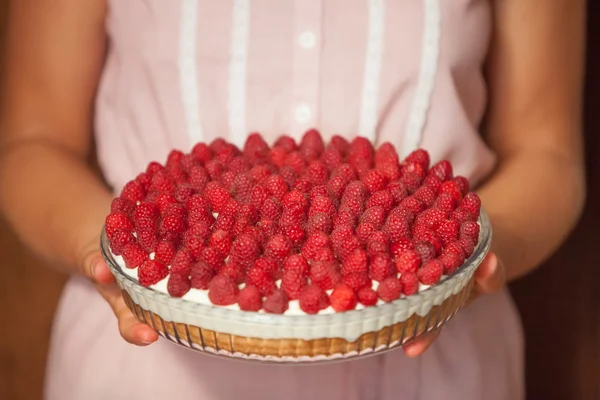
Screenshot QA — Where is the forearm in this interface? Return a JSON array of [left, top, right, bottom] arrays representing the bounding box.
[[0, 140, 112, 274], [477, 148, 585, 281]]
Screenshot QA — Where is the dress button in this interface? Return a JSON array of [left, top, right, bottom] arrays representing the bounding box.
[[294, 103, 312, 123], [298, 31, 317, 49]]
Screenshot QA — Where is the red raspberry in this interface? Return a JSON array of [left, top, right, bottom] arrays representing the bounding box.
[[399, 196, 425, 215], [200, 247, 225, 271], [301, 232, 330, 260], [320, 147, 343, 171], [331, 163, 356, 182], [429, 160, 453, 181], [137, 229, 158, 253], [231, 173, 254, 202], [138, 260, 168, 286], [166, 149, 184, 168], [450, 207, 475, 224], [263, 289, 289, 314], [460, 221, 480, 241], [281, 268, 308, 300], [192, 143, 212, 165], [439, 252, 464, 275], [246, 266, 277, 296], [292, 177, 313, 193], [134, 217, 156, 232], [400, 272, 419, 295], [253, 257, 280, 279], [174, 185, 195, 203], [377, 276, 403, 302], [170, 249, 193, 275], [283, 254, 309, 276], [327, 175, 347, 200], [342, 180, 368, 200], [309, 196, 336, 218], [443, 242, 467, 258], [389, 238, 414, 258], [300, 129, 325, 160], [434, 193, 457, 214], [330, 284, 358, 312], [453, 176, 470, 196], [310, 261, 341, 290], [403, 162, 426, 180], [256, 219, 278, 241], [237, 203, 259, 223], [330, 135, 350, 155], [167, 273, 191, 297], [250, 185, 268, 209], [285, 151, 307, 174], [228, 156, 248, 174], [279, 165, 298, 188], [383, 215, 411, 243], [366, 190, 394, 213], [260, 197, 282, 221], [190, 261, 215, 289], [205, 182, 231, 213], [404, 149, 430, 170], [342, 272, 371, 291], [220, 261, 245, 284], [369, 253, 394, 282], [111, 197, 136, 216], [280, 202, 307, 226], [418, 260, 443, 285], [237, 285, 263, 311], [395, 250, 421, 274], [121, 243, 147, 269], [423, 174, 443, 192], [306, 212, 332, 235], [374, 142, 399, 165], [231, 234, 261, 266], [387, 182, 408, 205], [243, 132, 270, 162], [121, 180, 146, 203], [334, 208, 357, 229], [461, 192, 481, 218], [439, 180, 463, 202], [388, 206, 415, 223], [348, 137, 374, 164], [415, 208, 446, 230], [160, 213, 186, 234], [366, 232, 389, 256], [309, 184, 328, 201], [146, 161, 165, 176], [356, 222, 376, 244], [435, 219, 460, 245], [109, 230, 135, 256], [274, 135, 297, 152], [214, 213, 235, 232], [282, 190, 309, 209], [307, 161, 329, 185], [106, 212, 134, 238], [340, 196, 364, 216], [150, 171, 175, 193], [361, 170, 387, 193], [153, 240, 176, 265], [334, 235, 362, 261], [412, 228, 443, 256], [265, 174, 289, 200], [134, 202, 159, 222], [187, 206, 213, 226], [250, 165, 273, 184], [414, 241, 436, 263], [280, 223, 306, 246], [360, 206, 385, 229], [270, 146, 287, 167], [400, 172, 422, 193], [208, 230, 232, 256], [209, 137, 228, 153], [208, 275, 239, 306], [341, 249, 368, 275], [377, 163, 401, 183], [357, 287, 378, 306], [413, 186, 437, 208], [264, 234, 292, 263], [164, 203, 186, 219], [299, 284, 330, 314], [135, 172, 151, 190]]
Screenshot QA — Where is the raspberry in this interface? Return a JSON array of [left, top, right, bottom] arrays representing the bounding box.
[[366, 232, 389, 256], [332, 164, 356, 182], [453, 176, 470, 196], [412, 228, 443, 256], [450, 207, 475, 224], [361, 170, 387, 193], [190, 261, 215, 289], [243, 132, 270, 162], [274, 135, 298, 152], [282, 190, 309, 209], [246, 265, 277, 296], [300, 129, 325, 160], [306, 212, 332, 235], [200, 247, 225, 271], [111, 197, 136, 216], [214, 213, 235, 232], [387, 182, 408, 205], [283, 254, 310, 276], [146, 161, 165, 176], [309, 196, 336, 218], [310, 261, 341, 290], [342, 272, 371, 291], [330, 284, 358, 312], [121, 243, 147, 269], [253, 257, 280, 279], [357, 287, 378, 306], [334, 235, 361, 261], [435, 219, 460, 245], [301, 232, 330, 260], [281, 268, 308, 300], [164, 203, 186, 219], [423, 174, 443, 192], [460, 221, 480, 241], [208, 275, 239, 306], [377, 163, 401, 182], [154, 193, 178, 215], [299, 284, 330, 314], [106, 212, 134, 238], [231, 234, 261, 266], [377, 276, 403, 302], [134, 202, 159, 222], [167, 273, 191, 297], [285, 151, 307, 174], [237, 285, 263, 311], [369, 253, 394, 282], [265, 174, 288, 200], [461, 192, 481, 218], [210, 138, 228, 153], [209, 230, 232, 256], [220, 261, 245, 284], [434, 193, 457, 214], [150, 171, 175, 193], [399, 272, 419, 295], [292, 177, 313, 193], [413, 186, 437, 207], [138, 260, 168, 286], [413, 238, 436, 262], [320, 147, 343, 171], [228, 156, 249, 174], [399, 196, 425, 215], [429, 160, 453, 181], [341, 249, 368, 275], [170, 249, 193, 275], [330, 135, 350, 155], [414, 208, 446, 230], [279, 166, 298, 188], [388, 206, 415, 223], [121, 180, 146, 202], [174, 185, 195, 203], [270, 146, 287, 167], [334, 208, 357, 229], [250, 185, 268, 209], [326, 175, 347, 200], [154, 240, 176, 265], [383, 215, 411, 243], [160, 213, 186, 234], [443, 242, 466, 258], [280, 202, 307, 226], [439, 180, 463, 202], [400, 172, 422, 193], [205, 182, 230, 213], [109, 230, 135, 256], [264, 234, 292, 262], [263, 289, 289, 314], [395, 250, 421, 274], [348, 137, 374, 164], [459, 236, 476, 257], [389, 238, 414, 258], [307, 161, 329, 185], [365, 190, 394, 213], [360, 206, 385, 229], [418, 260, 443, 285], [136, 172, 152, 190], [404, 149, 430, 170], [439, 252, 464, 275], [260, 197, 282, 221], [356, 223, 376, 244], [340, 195, 364, 216], [191, 143, 212, 164], [187, 166, 209, 191], [232, 173, 254, 202], [250, 165, 273, 184], [137, 229, 158, 253]]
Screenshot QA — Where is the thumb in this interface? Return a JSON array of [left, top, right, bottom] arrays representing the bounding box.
[[82, 249, 115, 285]]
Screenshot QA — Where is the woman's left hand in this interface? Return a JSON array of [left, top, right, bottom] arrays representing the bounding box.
[[402, 252, 506, 357]]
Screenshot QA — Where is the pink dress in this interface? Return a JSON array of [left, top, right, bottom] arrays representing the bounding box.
[[45, 1, 524, 399]]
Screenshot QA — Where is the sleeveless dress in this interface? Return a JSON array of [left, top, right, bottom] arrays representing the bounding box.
[[45, 1, 524, 399]]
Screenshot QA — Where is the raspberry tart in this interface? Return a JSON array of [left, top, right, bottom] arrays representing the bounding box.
[[101, 130, 491, 362]]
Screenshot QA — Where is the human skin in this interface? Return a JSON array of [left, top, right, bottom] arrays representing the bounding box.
[[0, 0, 586, 354]]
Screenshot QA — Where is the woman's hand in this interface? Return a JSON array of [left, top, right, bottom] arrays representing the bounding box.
[[402, 252, 506, 357]]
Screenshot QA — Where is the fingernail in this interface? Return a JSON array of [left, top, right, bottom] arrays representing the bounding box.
[[92, 260, 102, 279]]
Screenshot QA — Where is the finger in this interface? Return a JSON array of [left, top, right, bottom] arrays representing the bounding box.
[[402, 329, 441, 358], [79, 245, 115, 285], [97, 284, 159, 346], [474, 252, 505, 296]]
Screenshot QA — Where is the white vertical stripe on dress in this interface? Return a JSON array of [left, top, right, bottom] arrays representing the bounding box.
[[178, 0, 203, 145], [358, 0, 386, 143], [228, 0, 251, 149], [402, 0, 441, 157]]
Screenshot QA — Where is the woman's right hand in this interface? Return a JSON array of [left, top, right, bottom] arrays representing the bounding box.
[[80, 247, 159, 346]]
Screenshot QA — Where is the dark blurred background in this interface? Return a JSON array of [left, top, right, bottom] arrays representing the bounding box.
[[1, 2, 600, 400]]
